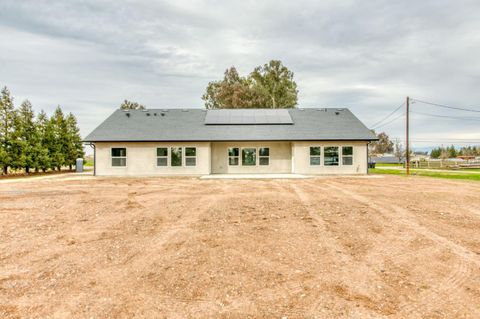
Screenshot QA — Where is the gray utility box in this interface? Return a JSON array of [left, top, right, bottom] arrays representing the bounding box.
[[76, 158, 84, 173]]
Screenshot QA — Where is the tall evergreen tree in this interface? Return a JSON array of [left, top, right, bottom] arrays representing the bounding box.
[[16, 100, 38, 173], [430, 147, 441, 159], [50, 107, 67, 171], [36, 110, 52, 172], [0, 87, 15, 174], [10, 108, 26, 171], [65, 112, 84, 170]]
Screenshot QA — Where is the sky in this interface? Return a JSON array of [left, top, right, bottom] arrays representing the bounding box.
[[1, 0, 480, 150]]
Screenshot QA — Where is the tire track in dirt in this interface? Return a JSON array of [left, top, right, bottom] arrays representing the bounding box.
[[134, 194, 220, 269], [275, 181, 390, 317], [82, 192, 223, 313], [280, 181, 348, 260], [399, 258, 471, 318], [325, 181, 480, 267], [323, 181, 479, 318], [298, 178, 418, 262]]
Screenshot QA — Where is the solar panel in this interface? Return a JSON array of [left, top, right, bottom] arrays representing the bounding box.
[[204, 109, 293, 125]]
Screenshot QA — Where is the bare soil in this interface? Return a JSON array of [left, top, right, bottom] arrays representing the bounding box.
[[1, 175, 479, 318]]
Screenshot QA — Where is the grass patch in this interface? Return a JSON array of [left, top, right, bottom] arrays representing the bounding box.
[[375, 163, 403, 167], [84, 161, 94, 167], [459, 168, 480, 172], [370, 168, 480, 181]]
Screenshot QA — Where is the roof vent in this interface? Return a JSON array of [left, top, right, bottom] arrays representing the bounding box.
[[142, 109, 148, 112], [122, 109, 130, 112], [161, 113, 165, 117], [335, 111, 340, 115], [153, 113, 157, 116], [126, 113, 130, 117], [146, 113, 150, 116]]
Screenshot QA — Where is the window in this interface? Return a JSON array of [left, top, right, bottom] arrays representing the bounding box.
[[111, 148, 127, 167], [228, 148, 239, 166], [310, 147, 321, 166], [342, 146, 353, 165], [242, 148, 256, 166], [259, 148, 269, 165], [185, 147, 196, 166], [324, 146, 339, 166], [171, 147, 182, 166], [156, 148, 168, 166]]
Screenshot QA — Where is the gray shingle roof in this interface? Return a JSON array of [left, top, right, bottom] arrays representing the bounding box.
[[84, 108, 377, 142], [204, 109, 293, 124]]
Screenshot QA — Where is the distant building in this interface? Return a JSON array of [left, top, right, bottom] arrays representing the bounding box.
[[457, 155, 476, 160], [370, 156, 403, 164]]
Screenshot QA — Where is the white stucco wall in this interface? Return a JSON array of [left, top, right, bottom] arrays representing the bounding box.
[[292, 141, 368, 175], [210, 141, 292, 174], [94, 142, 211, 176], [94, 140, 369, 176]]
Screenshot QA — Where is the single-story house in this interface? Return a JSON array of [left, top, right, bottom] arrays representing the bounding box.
[[84, 108, 377, 176], [370, 156, 404, 164]]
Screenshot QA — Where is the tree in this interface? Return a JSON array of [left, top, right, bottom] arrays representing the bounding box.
[[15, 100, 38, 173], [250, 60, 298, 108], [0, 87, 15, 174], [65, 112, 84, 170], [440, 147, 449, 159], [36, 110, 52, 172], [202, 60, 298, 109], [447, 145, 457, 158], [120, 100, 145, 110], [430, 147, 441, 159], [394, 139, 405, 162], [0, 86, 86, 175], [50, 107, 68, 170], [202, 67, 265, 109], [370, 131, 394, 155]]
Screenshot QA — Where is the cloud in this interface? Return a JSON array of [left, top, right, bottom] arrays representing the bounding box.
[[0, 0, 479, 148]]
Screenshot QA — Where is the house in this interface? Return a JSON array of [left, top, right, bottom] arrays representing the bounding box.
[[370, 156, 404, 164], [84, 108, 377, 176]]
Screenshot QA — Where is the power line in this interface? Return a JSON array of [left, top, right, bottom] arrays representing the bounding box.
[[372, 112, 404, 130], [392, 137, 480, 143], [412, 98, 480, 113], [369, 102, 405, 128], [411, 110, 480, 121]]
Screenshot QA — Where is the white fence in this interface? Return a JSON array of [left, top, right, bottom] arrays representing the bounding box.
[[412, 159, 480, 169]]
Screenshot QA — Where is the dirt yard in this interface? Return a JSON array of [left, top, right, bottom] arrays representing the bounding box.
[[1, 175, 479, 318]]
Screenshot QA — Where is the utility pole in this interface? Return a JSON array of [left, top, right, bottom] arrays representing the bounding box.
[[406, 96, 410, 175]]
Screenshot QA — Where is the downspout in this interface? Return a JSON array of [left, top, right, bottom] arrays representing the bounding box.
[[88, 143, 96, 176], [366, 141, 370, 175]]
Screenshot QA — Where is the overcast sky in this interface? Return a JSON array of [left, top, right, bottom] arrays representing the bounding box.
[[1, 0, 479, 149]]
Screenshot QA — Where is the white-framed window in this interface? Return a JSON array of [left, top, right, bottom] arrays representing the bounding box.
[[228, 147, 239, 166], [111, 148, 127, 167], [242, 148, 256, 166], [185, 147, 196, 166], [171, 147, 182, 166], [156, 148, 168, 166], [259, 148, 269, 165], [342, 146, 353, 165], [310, 146, 321, 166], [324, 146, 339, 166]]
